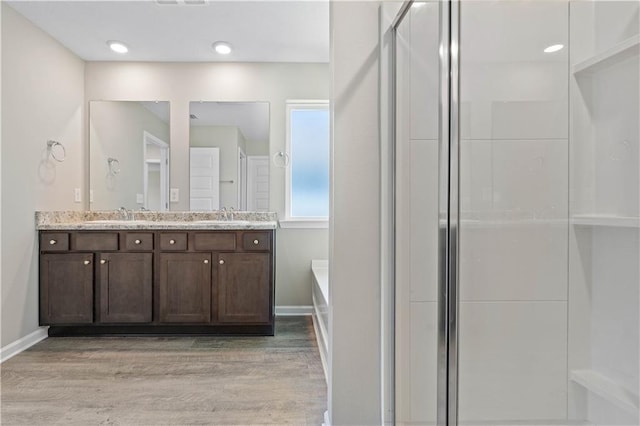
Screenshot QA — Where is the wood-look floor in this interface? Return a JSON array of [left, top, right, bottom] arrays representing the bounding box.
[[1, 317, 327, 425]]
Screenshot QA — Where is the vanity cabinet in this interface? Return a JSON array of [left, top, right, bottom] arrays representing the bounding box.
[[216, 231, 272, 324], [40, 253, 94, 324], [97, 252, 152, 323], [217, 253, 271, 324], [40, 231, 153, 326], [158, 253, 211, 323], [39, 228, 275, 336]]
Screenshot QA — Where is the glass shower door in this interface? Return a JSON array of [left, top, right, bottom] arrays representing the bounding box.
[[393, 1, 639, 425], [457, 1, 571, 423], [393, 2, 442, 424], [457, 1, 639, 425]]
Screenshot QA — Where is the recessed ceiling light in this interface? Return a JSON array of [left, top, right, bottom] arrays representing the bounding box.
[[107, 40, 129, 54], [212, 41, 232, 55], [544, 44, 564, 53]]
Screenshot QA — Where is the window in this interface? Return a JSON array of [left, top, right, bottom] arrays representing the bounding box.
[[284, 100, 330, 227]]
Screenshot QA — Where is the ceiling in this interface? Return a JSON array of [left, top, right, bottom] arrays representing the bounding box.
[[7, 0, 330, 63]]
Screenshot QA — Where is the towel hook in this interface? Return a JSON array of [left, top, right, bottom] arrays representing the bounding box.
[[47, 140, 66, 162], [272, 151, 290, 168], [107, 157, 121, 175]]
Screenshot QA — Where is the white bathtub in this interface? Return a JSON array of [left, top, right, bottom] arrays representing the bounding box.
[[311, 260, 329, 384]]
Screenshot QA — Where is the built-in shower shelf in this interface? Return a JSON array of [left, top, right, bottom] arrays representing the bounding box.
[[459, 219, 567, 228], [573, 35, 640, 75], [570, 370, 639, 414], [572, 215, 639, 228]]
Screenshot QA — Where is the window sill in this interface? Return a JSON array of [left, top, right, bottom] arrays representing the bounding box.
[[279, 219, 329, 229]]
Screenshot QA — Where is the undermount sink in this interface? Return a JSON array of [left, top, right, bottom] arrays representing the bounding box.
[[193, 220, 252, 225], [85, 220, 153, 224]]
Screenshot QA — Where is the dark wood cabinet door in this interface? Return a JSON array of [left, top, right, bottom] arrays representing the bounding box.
[[98, 253, 152, 323], [158, 253, 211, 323], [217, 253, 271, 324], [40, 253, 94, 324]]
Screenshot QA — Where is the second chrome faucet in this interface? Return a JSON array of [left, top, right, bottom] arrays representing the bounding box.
[[220, 207, 235, 221]]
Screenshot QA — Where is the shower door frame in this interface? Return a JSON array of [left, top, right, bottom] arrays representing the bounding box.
[[390, 1, 461, 425]]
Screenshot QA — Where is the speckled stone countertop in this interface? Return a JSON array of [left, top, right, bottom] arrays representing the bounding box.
[[36, 211, 278, 230]]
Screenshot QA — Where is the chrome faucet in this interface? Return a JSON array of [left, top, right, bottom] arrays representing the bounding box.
[[118, 206, 130, 221], [221, 207, 228, 221], [229, 207, 235, 221]]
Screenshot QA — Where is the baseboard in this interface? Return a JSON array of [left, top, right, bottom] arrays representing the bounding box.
[[311, 311, 329, 384], [275, 305, 313, 316], [0, 327, 48, 363]]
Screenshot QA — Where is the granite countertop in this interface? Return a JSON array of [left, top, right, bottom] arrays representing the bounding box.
[[36, 211, 278, 231]]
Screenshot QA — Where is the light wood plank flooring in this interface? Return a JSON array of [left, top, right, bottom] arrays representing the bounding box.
[[1, 317, 326, 425]]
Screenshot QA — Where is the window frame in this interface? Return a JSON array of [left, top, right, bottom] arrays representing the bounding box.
[[281, 99, 330, 229]]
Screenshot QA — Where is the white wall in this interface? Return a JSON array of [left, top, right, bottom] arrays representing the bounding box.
[[244, 139, 269, 156], [1, 3, 85, 347], [85, 62, 330, 307], [89, 101, 169, 210], [330, 2, 382, 423], [147, 169, 161, 211]]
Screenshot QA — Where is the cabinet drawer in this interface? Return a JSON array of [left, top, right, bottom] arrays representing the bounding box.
[[124, 233, 154, 251], [160, 233, 188, 251], [242, 232, 271, 251], [72, 233, 119, 251], [40, 233, 69, 252], [193, 232, 236, 251]]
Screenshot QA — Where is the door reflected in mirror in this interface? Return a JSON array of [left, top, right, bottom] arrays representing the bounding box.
[[143, 131, 169, 211], [189, 102, 270, 211], [89, 101, 170, 211]]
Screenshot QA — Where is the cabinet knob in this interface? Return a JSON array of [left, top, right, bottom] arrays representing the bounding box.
[[219, 259, 225, 265], [169, 239, 176, 245], [134, 239, 141, 245], [204, 259, 209, 264], [100, 259, 107, 264], [49, 239, 57, 245], [253, 239, 259, 245], [83, 260, 91, 265]]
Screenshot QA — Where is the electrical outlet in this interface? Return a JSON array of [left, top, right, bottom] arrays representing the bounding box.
[[136, 193, 144, 204], [89, 190, 94, 203], [74, 188, 82, 203], [170, 188, 179, 202]]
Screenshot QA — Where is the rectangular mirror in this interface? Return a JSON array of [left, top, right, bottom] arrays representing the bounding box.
[[89, 101, 170, 211], [189, 102, 270, 211]]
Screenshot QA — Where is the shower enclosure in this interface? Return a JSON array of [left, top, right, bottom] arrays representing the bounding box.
[[390, 1, 639, 424]]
